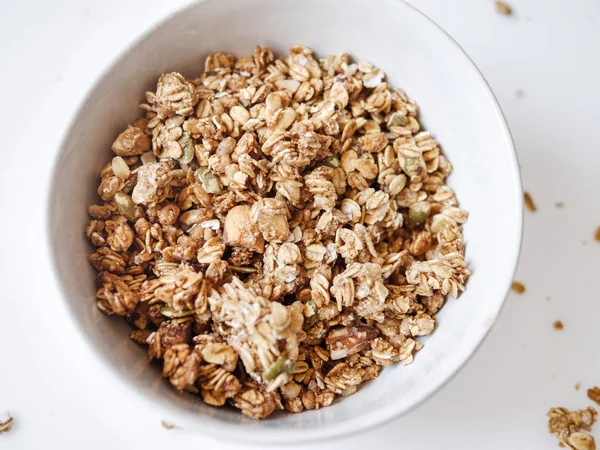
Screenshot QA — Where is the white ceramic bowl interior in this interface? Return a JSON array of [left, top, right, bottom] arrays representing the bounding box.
[[48, 0, 522, 444]]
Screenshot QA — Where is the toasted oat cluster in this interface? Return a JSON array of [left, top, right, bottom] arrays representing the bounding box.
[[548, 407, 597, 449], [86, 46, 470, 419]]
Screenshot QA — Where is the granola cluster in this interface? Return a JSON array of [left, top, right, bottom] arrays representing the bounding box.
[[548, 407, 597, 449], [86, 46, 470, 418]]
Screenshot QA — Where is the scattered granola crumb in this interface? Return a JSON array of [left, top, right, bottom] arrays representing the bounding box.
[[495, 1, 513, 16], [161, 420, 175, 430], [556, 202, 565, 208], [0, 411, 13, 435], [595, 227, 600, 242], [511, 281, 526, 294], [516, 89, 524, 98], [548, 406, 597, 449], [554, 320, 564, 331], [589, 387, 600, 406], [576, 382, 581, 391], [524, 191, 537, 212]]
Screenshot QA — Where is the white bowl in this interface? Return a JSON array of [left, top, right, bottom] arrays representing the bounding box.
[[48, 0, 522, 444]]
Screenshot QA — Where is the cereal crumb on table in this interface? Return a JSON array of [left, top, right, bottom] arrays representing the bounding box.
[[589, 387, 600, 406], [594, 227, 600, 242], [575, 382, 581, 391], [85, 45, 470, 419], [495, 1, 513, 16], [160, 420, 175, 430], [553, 320, 564, 330], [524, 191, 537, 212], [0, 411, 13, 435], [511, 281, 526, 294], [556, 202, 565, 208], [516, 89, 524, 98], [547, 406, 597, 449]]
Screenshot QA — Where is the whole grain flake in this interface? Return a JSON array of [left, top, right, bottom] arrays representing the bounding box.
[[85, 45, 470, 418]]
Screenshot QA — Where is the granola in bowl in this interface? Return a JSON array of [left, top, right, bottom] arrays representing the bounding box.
[[85, 45, 470, 419]]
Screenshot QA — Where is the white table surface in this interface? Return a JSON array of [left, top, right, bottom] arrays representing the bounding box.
[[1, 0, 599, 448]]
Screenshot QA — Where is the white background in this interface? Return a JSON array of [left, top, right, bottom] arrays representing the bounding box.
[[1, 0, 599, 448]]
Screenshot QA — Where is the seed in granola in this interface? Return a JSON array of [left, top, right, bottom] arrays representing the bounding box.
[[495, 1, 513, 16], [197, 167, 222, 194], [406, 201, 431, 228], [588, 387, 600, 406], [553, 320, 564, 330], [511, 281, 526, 294], [263, 357, 295, 381], [524, 191, 537, 212]]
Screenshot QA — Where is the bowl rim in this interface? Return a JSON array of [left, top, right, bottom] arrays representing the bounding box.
[[45, 0, 523, 444]]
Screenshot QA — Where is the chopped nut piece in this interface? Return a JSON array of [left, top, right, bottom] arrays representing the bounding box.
[[223, 205, 265, 252], [511, 281, 526, 294], [327, 325, 379, 360], [112, 125, 150, 156]]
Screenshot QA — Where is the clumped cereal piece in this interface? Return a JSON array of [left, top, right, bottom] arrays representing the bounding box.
[[548, 406, 597, 448], [524, 191, 537, 212], [0, 411, 13, 435], [511, 281, 526, 294], [554, 320, 564, 330], [85, 45, 470, 418], [588, 387, 600, 406]]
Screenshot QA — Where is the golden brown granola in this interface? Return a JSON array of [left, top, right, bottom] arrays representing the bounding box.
[[85, 45, 470, 418], [548, 406, 597, 449], [589, 387, 600, 406], [511, 281, 526, 294], [0, 411, 13, 435], [554, 320, 564, 331], [495, 1, 513, 16], [595, 227, 600, 242]]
